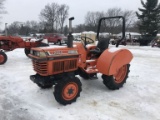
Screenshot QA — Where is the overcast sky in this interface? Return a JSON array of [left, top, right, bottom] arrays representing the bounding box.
[[1, 0, 144, 30]]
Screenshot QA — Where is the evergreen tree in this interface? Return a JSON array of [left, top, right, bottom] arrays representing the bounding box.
[[136, 0, 160, 36]]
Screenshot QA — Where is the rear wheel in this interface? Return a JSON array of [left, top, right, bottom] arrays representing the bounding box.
[[0, 51, 7, 65], [54, 77, 82, 105], [102, 64, 130, 90]]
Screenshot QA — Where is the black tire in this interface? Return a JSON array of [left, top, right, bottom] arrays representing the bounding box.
[[54, 77, 82, 105], [0, 51, 7, 65], [24, 48, 30, 57], [37, 83, 53, 89], [102, 64, 130, 90]]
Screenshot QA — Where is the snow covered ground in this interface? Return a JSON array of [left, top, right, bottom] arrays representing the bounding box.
[[0, 45, 160, 120]]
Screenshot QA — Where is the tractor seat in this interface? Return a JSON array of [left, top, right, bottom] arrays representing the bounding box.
[[89, 38, 109, 55]]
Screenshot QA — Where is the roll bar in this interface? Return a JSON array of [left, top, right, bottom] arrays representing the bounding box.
[[96, 16, 125, 47]]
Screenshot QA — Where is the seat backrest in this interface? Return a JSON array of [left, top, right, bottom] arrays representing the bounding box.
[[97, 38, 110, 52]]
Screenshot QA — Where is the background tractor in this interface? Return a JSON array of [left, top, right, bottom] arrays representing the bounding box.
[[0, 36, 48, 65], [29, 16, 133, 105]]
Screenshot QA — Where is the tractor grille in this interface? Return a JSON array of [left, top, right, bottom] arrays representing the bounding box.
[[32, 59, 78, 75], [32, 60, 48, 75], [64, 59, 77, 70], [53, 61, 64, 73], [53, 59, 78, 73]]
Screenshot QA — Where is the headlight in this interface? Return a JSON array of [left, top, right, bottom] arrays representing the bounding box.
[[39, 52, 47, 57], [33, 51, 47, 57], [30, 50, 33, 54], [36, 52, 40, 56]]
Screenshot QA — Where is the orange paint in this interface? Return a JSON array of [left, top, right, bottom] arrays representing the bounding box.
[[29, 42, 133, 77], [97, 48, 133, 75], [62, 82, 78, 100]]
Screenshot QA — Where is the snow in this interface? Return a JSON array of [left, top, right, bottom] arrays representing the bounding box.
[[108, 47, 122, 53], [82, 31, 96, 34], [0, 45, 160, 120]]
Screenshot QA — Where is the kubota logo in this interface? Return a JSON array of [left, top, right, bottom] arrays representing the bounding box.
[[47, 51, 62, 55], [54, 50, 62, 55]]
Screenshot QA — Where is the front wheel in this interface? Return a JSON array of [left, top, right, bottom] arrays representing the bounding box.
[[54, 77, 82, 105], [102, 64, 130, 90], [0, 51, 7, 65]]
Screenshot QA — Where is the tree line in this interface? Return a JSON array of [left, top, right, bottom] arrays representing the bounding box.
[[5, 3, 69, 35], [74, 8, 137, 34], [0, 0, 7, 24], [5, 6, 138, 36]]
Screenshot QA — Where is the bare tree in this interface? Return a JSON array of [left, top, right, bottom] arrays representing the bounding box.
[[7, 21, 40, 35], [38, 21, 47, 33], [0, 0, 6, 24], [40, 3, 59, 32], [127, 20, 140, 32], [57, 4, 69, 33], [84, 8, 136, 34], [25, 20, 39, 33], [74, 24, 85, 33], [104, 8, 136, 33], [102, 8, 123, 33], [0, 0, 6, 14], [7, 21, 21, 35], [123, 10, 136, 30], [85, 11, 104, 32]]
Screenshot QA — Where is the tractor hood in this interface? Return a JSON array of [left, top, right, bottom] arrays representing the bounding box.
[[29, 45, 79, 61]]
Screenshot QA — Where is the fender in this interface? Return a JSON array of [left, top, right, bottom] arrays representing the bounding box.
[[96, 48, 133, 75]]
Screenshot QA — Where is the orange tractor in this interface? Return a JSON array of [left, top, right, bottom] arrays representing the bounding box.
[[0, 36, 48, 65], [29, 16, 133, 105]]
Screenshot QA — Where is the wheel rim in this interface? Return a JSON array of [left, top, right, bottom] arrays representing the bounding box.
[[114, 65, 128, 83], [0, 54, 5, 63], [62, 82, 78, 101]]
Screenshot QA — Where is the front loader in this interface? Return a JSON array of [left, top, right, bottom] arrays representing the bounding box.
[[29, 16, 133, 105]]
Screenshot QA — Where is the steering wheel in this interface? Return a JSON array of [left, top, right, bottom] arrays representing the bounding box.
[[80, 36, 95, 46]]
